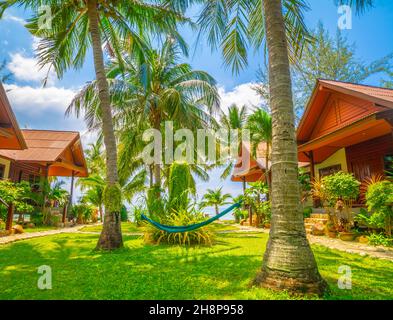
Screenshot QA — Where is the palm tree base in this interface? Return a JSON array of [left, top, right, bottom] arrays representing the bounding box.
[[95, 212, 123, 250], [252, 269, 329, 297]]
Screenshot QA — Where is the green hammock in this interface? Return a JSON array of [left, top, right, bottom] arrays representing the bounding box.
[[141, 202, 242, 233]]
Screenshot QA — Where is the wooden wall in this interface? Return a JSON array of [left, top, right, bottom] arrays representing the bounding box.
[[8, 161, 45, 183], [346, 134, 393, 181]]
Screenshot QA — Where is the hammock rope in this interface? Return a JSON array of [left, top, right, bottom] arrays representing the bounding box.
[[141, 202, 242, 233]]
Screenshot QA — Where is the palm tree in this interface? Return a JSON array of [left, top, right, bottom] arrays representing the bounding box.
[[219, 104, 248, 179], [0, 0, 186, 250], [247, 108, 272, 173], [70, 38, 220, 193], [0, 59, 12, 83], [85, 140, 105, 177], [198, 0, 327, 295], [201, 187, 232, 215]]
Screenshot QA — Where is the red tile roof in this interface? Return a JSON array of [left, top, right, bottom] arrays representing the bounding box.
[[319, 80, 393, 108], [0, 129, 79, 162], [0, 83, 27, 150]]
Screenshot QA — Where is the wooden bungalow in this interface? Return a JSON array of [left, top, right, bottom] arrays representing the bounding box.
[[0, 82, 88, 231], [297, 80, 393, 184], [0, 129, 88, 182], [231, 79, 393, 207]]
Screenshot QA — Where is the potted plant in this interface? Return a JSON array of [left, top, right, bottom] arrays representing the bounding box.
[[338, 218, 356, 241], [325, 221, 337, 238]]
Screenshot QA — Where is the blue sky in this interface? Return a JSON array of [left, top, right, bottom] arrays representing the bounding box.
[[0, 0, 392, 211]]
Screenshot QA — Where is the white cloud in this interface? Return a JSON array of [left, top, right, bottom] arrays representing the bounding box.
[[3, 83, 76, 115], [2, 13, 26, 25], [218, 82, 265, 114], [7, 53, 57, 85]]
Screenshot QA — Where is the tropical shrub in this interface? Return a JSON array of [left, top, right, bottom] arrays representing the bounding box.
[[322, 172, 360, 205], [367, 233, 393, 247], [365, 180, 393, 237], [144, 207, 213, 246], [30, 212, 44, 226], [131, 205, 145, 226], [168, 162, 195, 213], [146, 186, 165, 221], [303, 206, 313, 218], [299, 168, 311, 203], [0, 180, 34, 213], [120, 206, 128, 222], [233, 208, 248, 223], [73, 204, 94, 224]]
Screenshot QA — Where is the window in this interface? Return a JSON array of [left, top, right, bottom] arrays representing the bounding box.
[[28, 174, 40, 185], [384, 155, 393, 178], [0, 164, 5, 179], [319, 164, 342, 178]]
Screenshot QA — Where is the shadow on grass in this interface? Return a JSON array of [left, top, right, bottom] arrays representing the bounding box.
[[0, 232, 392, 300]]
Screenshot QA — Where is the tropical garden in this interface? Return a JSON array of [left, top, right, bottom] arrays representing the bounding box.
[[0, 0, 393, 300]]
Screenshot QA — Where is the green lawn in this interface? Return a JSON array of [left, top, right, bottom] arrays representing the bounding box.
[[80, 221, 238, 233], [0, 231, 392, 300], [80, 222, 142, 233], [23, 226, 58, 233]]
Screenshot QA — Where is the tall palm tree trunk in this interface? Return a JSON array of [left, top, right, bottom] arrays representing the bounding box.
[[153, 111, 162, 193], [87, 0, 123, 250], [253, 0, 327, 295]]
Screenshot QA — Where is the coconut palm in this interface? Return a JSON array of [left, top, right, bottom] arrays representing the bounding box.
[[219, 104, 248, 179], [84, 140, 105, 176], [0, 59, 12, 83], [201, 187, 232, 215], [0, 0, 187, 250], [70, 37, 220, 193], [198, 0, 328, 295], [247, 108, 272, 172]]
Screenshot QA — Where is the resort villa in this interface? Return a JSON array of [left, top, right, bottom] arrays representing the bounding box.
[[232, 79, 393, 207], [0, 82, 88, 231]]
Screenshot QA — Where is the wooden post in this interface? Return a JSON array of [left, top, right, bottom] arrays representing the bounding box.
[[5, 203, 14, 231], [309, 150, 315, 182], [62, 203, 67, 224], [67, 171, 75, 217], [248, 205, 253, 227]]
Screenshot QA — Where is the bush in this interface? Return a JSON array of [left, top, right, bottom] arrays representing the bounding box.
[[233, 208, 248, 223], [144, 208, 213, 246], [167, 162, 195, 213], [0, 180, 34, 213], [303, 206, 313, 218], [367, 233, 393, 247], [322, 172, 360, 205], [30, 212, 44, 226], [120, 206, 128, 222], [146, 186, 165, 221], [73, 204, 94, 224], [365, 180, 393, 237]]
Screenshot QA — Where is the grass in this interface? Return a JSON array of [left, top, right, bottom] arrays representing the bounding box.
[[23, 226, 58, 233], [80, 222, 142, 233], [0, 231, 392, 300], [80, 221, 238, 233]]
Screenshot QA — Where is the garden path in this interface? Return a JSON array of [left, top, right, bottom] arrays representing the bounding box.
[[0, 224, 97, 245]]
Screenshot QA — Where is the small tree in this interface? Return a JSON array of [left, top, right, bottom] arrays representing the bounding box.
[[201, 188, 231, 216], [322, 172, 360, 231]]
